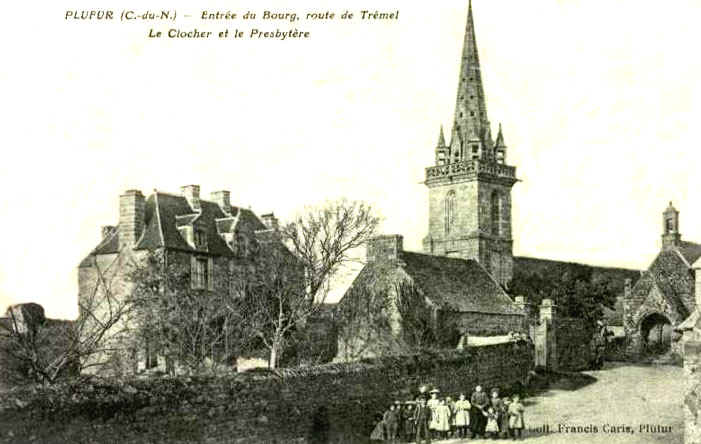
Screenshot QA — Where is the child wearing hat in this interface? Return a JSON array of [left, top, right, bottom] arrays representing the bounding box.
[[427, 388, 441, 438]]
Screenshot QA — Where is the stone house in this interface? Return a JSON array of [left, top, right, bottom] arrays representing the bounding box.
[[624, 203, 701, 356], [77, 185, 284, 373], [336, 235, 525, 361]]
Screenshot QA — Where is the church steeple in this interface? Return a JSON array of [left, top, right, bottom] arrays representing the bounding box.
[[451, 0, 491, 160], [423, 0, 518, 287]]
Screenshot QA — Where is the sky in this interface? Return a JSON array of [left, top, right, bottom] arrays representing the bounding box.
[[1, 0, 700, 319]]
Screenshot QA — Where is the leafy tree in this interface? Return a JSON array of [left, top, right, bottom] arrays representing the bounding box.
[[508, 264, 618, 334]]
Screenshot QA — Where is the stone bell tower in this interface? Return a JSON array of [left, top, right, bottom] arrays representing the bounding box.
[[662, 201, 681, 250], [422, 0, 518, 287]]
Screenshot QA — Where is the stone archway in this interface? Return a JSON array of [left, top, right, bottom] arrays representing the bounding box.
[[640, 313, 672, 356]]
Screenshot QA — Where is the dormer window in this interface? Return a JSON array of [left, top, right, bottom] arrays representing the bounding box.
[[194, 229, 207, 250]]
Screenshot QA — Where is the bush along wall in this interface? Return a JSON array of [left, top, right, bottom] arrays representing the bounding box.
[[0, 341, 533, 444]]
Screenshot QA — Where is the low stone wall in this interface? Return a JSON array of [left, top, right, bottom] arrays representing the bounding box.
[[0, 341, 533, 444], [685, 341, 701, 444]]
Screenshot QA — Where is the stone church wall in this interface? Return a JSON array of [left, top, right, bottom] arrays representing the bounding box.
[[0, 342, 533, 443]]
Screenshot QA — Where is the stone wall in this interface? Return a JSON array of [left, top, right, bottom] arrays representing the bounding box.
[[0, 342, 533, 444], [685, 341, 701, 444]]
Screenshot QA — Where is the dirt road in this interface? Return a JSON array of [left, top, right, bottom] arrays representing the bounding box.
[[445, 362, 684, 444]]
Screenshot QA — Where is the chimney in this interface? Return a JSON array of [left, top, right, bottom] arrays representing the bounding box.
[[367, 235, 404, 262], [119, 189, 145, 250], [624, 278, 632, 300], [260, 213, 279, 230], [101, 225, 116, 240], [211, 190, 231, 215], [181, 185, 201, 212]]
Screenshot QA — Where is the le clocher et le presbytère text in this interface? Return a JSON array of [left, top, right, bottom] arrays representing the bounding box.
[[64, 9, 400, 40]]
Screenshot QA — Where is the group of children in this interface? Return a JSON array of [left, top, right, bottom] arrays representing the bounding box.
[[370, 385, 526, 442]]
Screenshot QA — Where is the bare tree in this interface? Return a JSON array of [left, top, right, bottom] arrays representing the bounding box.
[[234, 199, 380, 368], [0, 250, 138, 385]]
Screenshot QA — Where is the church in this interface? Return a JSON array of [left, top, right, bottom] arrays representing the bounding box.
[[625, 203, 701, 356], [336, 0, 638, 359]]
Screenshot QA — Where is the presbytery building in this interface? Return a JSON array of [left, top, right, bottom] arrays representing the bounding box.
[[77, 185, 282, 373]]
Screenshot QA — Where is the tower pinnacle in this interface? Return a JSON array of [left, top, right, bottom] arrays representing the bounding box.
[[437, 125, 446, 147]]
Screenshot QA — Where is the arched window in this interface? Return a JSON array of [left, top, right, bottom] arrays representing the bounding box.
[[445, 191, 456, 234], [491, 190, 501, 236]]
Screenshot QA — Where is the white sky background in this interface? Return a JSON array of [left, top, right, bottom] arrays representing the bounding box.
[[1, 0, 700, 319]]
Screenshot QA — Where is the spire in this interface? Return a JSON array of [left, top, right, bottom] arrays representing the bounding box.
[[495, 123, 506, 163], [495, 123, 505, 147], [452, 0, 490, 158], [437, 125, 446, 147]]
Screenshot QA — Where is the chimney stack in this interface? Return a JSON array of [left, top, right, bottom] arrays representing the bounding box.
[[181, 185, 201, 212], [367, 235, 404, 262], [260, 213, 279, 230], [211, 190, 231, 215], [119, 190, 145, 250]]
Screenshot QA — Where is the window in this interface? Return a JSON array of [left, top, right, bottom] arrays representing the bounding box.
[[666, 218, 675, 232], [191, 256, 213, 290], [194, 229, 207, 250], [470, 111, 475, 117], [445, 191, 456, 234], [491, 191, 502, 236]]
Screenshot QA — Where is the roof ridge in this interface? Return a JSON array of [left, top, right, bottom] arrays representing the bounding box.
[[514, 255, 641, 273], [672, 248, 692, 268], [153, 192, 166, 247]]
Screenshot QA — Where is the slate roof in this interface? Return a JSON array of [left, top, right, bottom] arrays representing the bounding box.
[[678, 241, 701, 267], [345, 251, 521, 316], [513, 256, 641, 291], [81, 191, 268, 265], [399, 251, 522, 315]]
